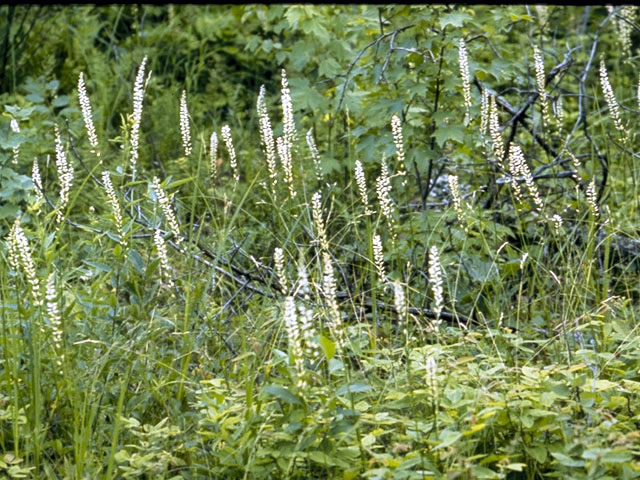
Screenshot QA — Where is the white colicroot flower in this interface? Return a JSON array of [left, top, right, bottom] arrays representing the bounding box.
[[306, 129, 323, 183], [151, 176, 182, 246], [7, 218, 42, 307], [311, 192, 329, 251], [322, 251, 343, 347], [458, 38, 472, 123], [296, 260, 319, 360], [101, 171, 126, 247], [586, 180, 600, 217], [130, 56, 149, 179], [32, 158, 44, 203], [257, 86, 277, 191], [429, 246, 444, 325], [10, 118, 20, 165], [393, 280, 408, 335], [153, 228, 174, 290], [54, 124, 74, 224], [209, 132, 218, 181], [376, 157, 396, 235], [508, 144, 543, 213], [599, 58, 627, 144], [179, 90, 192, 157], [533, 45, 550, 126], [46, 273, 64, 372], [283, 296, 306, 387], [448, 174, 466, 226], [274, 247, 288, 292], [221, 125, 240, 183], [77, 72, 100, 159], [489, 96, 504, 168], [354, 160, 372, 215], [372, 233, 386, 283], [390, 115, 407, 185]]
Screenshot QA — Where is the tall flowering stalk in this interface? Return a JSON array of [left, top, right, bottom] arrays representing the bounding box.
[[153, 229, 174, 290], [489, 96, 505, 167], [46, 273, 63, 373], [54, 125, 74, 224], [296, 260, 319, 360], [129, 57, 149, 179], [221, 125, 240, 183], [372, 233, 386, 283], [7, 218, 42, 307], [311, 192, 330, 251], [77, 72, 100, 160], [390, 115, 407, 185], [257, 86, 278, 191], [306, 129, 323, 183], [32, 158, 44, 203], [10, 118, 20, 165], [151, 176, 182, 246], [274, 247, 288, 292], [278, 69, 297, 198], [209, 132, 218, 181], [599, 58, 627, 144], [393, 280, 408, 337], [533, 46, 550, 126], [458, 38, 472, 123], [283, 296, 306, 387], [322, 251, 343, 347], [101, 171, 127, 247], [448, 174, 466, 228], [179, 90, 192, 157], [429, 246, 444, 327], [354, 160, 372, 215], [586, 180, 600, 217], [508, 144, 543, 213], [376, 157, 396, 236]]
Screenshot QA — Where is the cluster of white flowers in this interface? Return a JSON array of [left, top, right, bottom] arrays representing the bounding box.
[[376, 157, 396, 233], [354, 160, 372, 215], [429, 245, 444, 325], [277, 135, 295, 199], [209, 132, 218, 181], [458, 39, 472, 123], [480, 87, 489, 137], [311, 192, 329, 251], [153, 228, 174, 290], [489, 96, 504, 167], [306, 129, 323, 183], [77, 72, 99, 158], [533, 46, 550, 126], [274, 247, 288, 292], [101, 171, 126, 247], [7, 218, 42, 307], [610, 6, 638, 60], [221, 125, 239, 183], [179, 90, 192, 157], [508, 144, 543, 213], [599, 59, 627, 144], [554, 96, 564, 125], [54, 125, 74, 224], [536, 5, 549, 25], [46, 273, 64, 372], [392, 281, 408, 335], [372, 233, 386, 283], [151, 176, 182, 246], [296, 260, 319, 360], [322, 251, 343, 347], [390, 115, 407, 185], [283, 295, 306, 387], [32, 158, 44, 203], [281, 69, 297, 150], [10, 118, 20, 165], [130, 56, 149, 179], [551, 213, 563, 235], [447, 174, 465, 226], [586, 180, 600, 217], [257, 86, 277, 191]]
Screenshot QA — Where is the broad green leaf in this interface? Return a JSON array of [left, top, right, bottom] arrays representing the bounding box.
[[336, 383, 372, 396], [440, 11, 472, 28], [319, 335, 336, 360], [261, 385, 303, 405]]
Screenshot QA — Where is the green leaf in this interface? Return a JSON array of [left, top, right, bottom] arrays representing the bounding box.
[[551, 452, 585, 467], [319, 335, 336, 360], [470, 466, 500, 479], [432, 124, 465, 148], [127, 249, 145, 274], [434, 429, 462, 450], [261, 385, 303, 406], [336, 383, 372, 396], [440, 11, 472, 29]]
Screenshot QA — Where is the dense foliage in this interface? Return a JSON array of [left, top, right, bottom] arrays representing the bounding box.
[[2, 5, 640, 479]]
